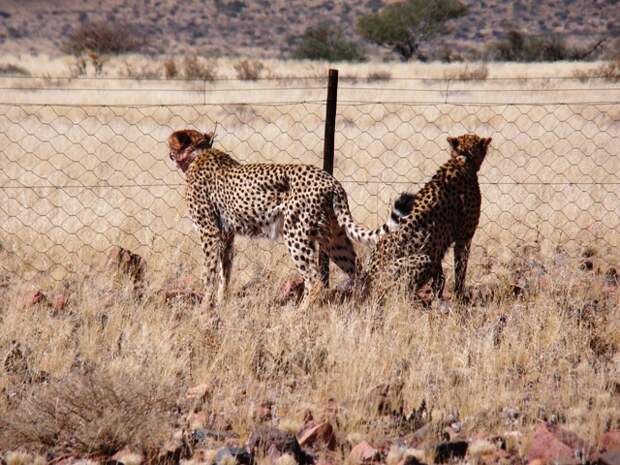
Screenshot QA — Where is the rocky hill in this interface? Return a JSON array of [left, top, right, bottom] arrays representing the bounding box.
[[0, 0, 618, 59]]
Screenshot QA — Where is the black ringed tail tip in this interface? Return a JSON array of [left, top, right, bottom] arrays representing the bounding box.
[[394, 192, 415, 217]]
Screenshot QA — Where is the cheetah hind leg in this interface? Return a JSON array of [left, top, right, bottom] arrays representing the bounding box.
[[388, 254, 435, 303], [283, 223, 324, 310], [322, 223, 358, 296]]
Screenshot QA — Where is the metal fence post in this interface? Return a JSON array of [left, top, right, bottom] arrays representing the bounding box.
[[320, 68, 338, 287]]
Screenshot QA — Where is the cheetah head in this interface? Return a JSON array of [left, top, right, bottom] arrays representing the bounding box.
[[168, 129, 215, 172], [447, 133, 492, 172]]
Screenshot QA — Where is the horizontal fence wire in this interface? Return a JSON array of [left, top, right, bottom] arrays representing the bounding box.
[[1, 79, 619, 286]]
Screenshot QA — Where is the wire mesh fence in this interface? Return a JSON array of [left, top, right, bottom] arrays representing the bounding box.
[[1, 74, 619, 285]]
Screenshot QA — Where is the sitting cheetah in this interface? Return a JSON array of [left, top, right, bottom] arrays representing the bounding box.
[[168, 129, 394, 309], [365, 134, 492, 302]]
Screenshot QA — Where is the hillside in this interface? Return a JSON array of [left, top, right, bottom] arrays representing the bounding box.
[[0, 0, 618, 59]]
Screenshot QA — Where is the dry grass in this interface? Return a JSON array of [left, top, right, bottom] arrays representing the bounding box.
[[573, 59, 620, 82], [0, 245, 618, 455], [443, 63, 489, 81], [234, 59, 267, 81]]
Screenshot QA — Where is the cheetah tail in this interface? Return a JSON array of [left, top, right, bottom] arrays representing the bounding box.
[[332, 186, 390, 245], [387, 192, 415, 230]]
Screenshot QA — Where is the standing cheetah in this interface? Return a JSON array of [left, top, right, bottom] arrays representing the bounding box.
[[366, 134, 492, 302], [168, 129, 394, 309]]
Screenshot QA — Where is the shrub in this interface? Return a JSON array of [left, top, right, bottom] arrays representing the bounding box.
[[293, 23, 366, 62], [356, 0, 467, 61], [366, 70, 392, 82], [62, 21, 146, 56], [183, 55, 218, 81], [164, 58, 178, 79], [234, 59, 265, 80], [121, 61, 161, 80], [0, 368, 179, 455], [0, 63, 30, 76], [443, 63, 489, 81], [572, 59, 620, 82], [486, 29, 604, 62]]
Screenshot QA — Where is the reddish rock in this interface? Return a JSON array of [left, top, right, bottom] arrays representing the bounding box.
[[187, 384, 209, 399], [298, 421, 336, 451], [348, 441, 381, 464], [26, 289, 49, 307], [601, 431, 620, 452], [599, 450, 620, 465], [188, 412, 208, 429], [253, 400, 273, 423], [276, 275, 305, 304], [53, 293, 68, 311], [524, 423, 590, 465], [111, 447, 143, 464]]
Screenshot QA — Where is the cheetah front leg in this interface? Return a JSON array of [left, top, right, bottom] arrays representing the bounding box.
[[453, 238, 472, 302], [430, 263, 445, 299], [199, 232, 224, 310], [217, 232, 235, 304], [190, 204, 228, 311]]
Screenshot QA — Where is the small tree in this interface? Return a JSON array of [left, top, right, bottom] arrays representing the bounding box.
[[293, 23, 366, 62], [356, 0, 467, 61], [62, 21, 145, 56]]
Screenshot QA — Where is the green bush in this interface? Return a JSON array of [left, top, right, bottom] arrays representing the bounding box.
[[293, 23, 366, 62]]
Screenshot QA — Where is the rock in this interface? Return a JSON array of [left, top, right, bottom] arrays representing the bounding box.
[[468, 439, 497, 458], [347, 441, 380, 464], [524, 423, 590, 465], [598, 450, 620, 465], [386, 446, 428, 465], [24, 289, 49, 307], [53, 293, 68, 311], [111, 448, 143, 465], [185, 384, 210, 413], [188, 412, 208, 430], [298, 421, 336, 451], [433, 441, 468, 463], [254, 400, 274, 423], [214, 447, 251, 465], [191, 428, 239, 446], [276, 275, 305, 304], [187, 384, 209, 399], [246, 427, 313, 465], [601, 431, 620, 452]]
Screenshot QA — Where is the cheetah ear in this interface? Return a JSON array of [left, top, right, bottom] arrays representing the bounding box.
[[447, 137, 459, 150], [168, 130, 192, 152], [204, 131, 215, 148]]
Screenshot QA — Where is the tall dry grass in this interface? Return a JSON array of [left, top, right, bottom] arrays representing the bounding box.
[[0, 244, 618, 454]]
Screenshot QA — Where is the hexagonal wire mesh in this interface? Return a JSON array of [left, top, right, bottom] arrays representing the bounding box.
[[1, 76, 619, 288]]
